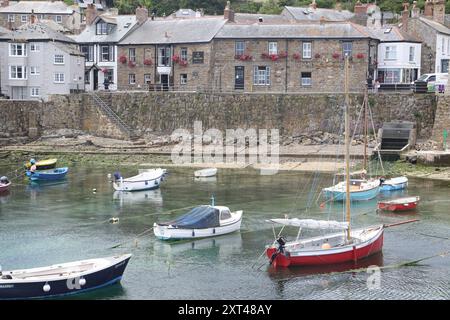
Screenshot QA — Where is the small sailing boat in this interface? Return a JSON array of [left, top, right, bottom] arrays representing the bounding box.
[[0, 254, 131, 299], [378, 196, 420, 212], [266, 56, 384, 268], [154, 196, 243, 240], [113, 168, 165, 192], [26, 167, 68, 181]]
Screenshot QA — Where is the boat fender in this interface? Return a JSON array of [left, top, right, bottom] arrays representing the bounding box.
[[79, 278, 86, 286], [43, 283, 51, 292]]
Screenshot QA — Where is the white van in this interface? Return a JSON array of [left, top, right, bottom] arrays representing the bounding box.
[[415, 73, 448, 92]]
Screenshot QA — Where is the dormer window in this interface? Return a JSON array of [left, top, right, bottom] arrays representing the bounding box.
[[96, 21, 109, 35]]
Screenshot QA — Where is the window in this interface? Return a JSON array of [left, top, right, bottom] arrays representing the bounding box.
[[80, 45, 94, 62], [235, 41, 245, 56], [8, 14, 14, 22], [54, 73, 65, 83], [180, 47, 188, 61], [101, 45, 114, 62], [129, 74, 136, 84], [9, 66, 27, 79], [180, 74, 187, 85], [54, 54, 64, 64], [30, 88, 40, 97], [9, 43, 27, 57], [302, 42, 312, 59], [342, 42, 353, 57], [30, 66, 40, 75], [268, 42, 277, 55], [21, 15, 27, 23], [30, 43, 40, 52], [96, 21, 109, 35], [385, 46, 397, 60], [301, 72, 312, 86], [409, 47, 415, 62], [253, 66, 270, 85], [104, 69, 114, 83], [377, 68, 401, 83], [144, 74, 152, 84], [55, 15, 62, 23], [158, 46, 171, 66], [220, 209, 232, 220], [128, 48, 136, 62]]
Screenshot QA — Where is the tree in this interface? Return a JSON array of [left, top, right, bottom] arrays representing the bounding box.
[[259, 0, 283, 14]]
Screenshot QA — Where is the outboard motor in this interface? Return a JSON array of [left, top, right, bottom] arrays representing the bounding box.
[[270, 236, 287, 265]]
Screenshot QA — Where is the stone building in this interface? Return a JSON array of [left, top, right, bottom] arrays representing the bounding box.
[[0, 21, 85, 100], [0, 1, 81, 33]]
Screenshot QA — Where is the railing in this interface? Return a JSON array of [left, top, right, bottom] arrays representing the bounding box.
[[87, 91, 136, 139]]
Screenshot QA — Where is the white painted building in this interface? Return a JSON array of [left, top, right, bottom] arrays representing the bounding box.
[[0, 22, 84, 100], [369, 26, 422, 84], [435, 32, 450, 73]]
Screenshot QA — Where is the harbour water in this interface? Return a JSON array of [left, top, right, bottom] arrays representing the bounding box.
[[0, 166, 449, 299]]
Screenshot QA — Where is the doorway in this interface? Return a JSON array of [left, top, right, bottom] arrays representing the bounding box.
[[235, 66, 244, 90]]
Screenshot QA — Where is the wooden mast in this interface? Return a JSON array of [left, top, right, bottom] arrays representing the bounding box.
[[344, 55, 351, 241], [363, 86, 368, 173]]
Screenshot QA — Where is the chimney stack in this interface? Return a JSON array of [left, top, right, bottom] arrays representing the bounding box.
[[224, 1, 234, 22], [432, 0, 445, 25], [401, 3, 410, 31], [136, 5, 148, 24], [30, 9, 36, 24], [411, 1, 420, 18], [85, 3, 98, 25], [354, 1, 367, 15], [424, 0, 433, 17]]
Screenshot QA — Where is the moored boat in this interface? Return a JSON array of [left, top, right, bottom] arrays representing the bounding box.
[[377, 196, 420, 212], [113, 168, 165, 192], [322, 179, 380, 201], [0, 176, 11, 193], [26, 167, 68, 181], [154, 204, 243, 240], [380, 176, 408, 191], [25, 159, 57, 171], [0, 254, 131, 299], [194, 168, 218, 178]]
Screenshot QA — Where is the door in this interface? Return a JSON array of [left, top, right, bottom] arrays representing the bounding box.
[[93, 69, 98, 91], [160, 74, 169, 91], [235, 66, 244, 90]]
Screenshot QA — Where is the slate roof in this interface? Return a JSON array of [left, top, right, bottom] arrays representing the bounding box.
[[0, 1, 75, 14], [366, 26, 421, 43], [282, 6, 354, 22], [120, 17, 226, 45], [1, 22, 75, 43], [73, 14, 137, 43], [419, 16, 450, 35]]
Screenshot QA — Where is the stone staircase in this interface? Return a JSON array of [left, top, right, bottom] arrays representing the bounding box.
[[87, 92, 139, 140]]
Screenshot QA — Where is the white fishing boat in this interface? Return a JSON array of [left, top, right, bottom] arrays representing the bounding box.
[[113, 168, 165, 192], [380, 176, 408, 191], [154, 198, 242, 240], [194, 168, 217, 178]]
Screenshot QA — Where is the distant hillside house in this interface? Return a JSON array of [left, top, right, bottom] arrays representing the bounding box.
[[0, 0, 81, 33], [0, 21, 85, 100]]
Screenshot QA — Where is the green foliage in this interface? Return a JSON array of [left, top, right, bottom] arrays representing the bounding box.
[[63, 0, 74, 5], [259, 0, 283, 14]]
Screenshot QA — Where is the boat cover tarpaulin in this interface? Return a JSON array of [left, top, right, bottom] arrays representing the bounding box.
[[159, 206, 220, 229], [267, 218, 349, 230]]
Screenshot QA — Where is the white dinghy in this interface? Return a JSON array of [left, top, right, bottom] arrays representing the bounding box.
[[113, 168, 165, 192], [194, 168, 217, 178]]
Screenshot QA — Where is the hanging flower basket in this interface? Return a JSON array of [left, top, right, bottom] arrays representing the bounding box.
[[179, 60, 188, 67], [143, 58, 153, 66], [356, 53, 365, 59], [314, 53, 321, 59], [172, 54, 180, 63], [293, 53, 301, 60], [119, 55, 127, 64], [128, 60, 136, 68], [101, 68, 108, 73], [332, 53, 340, 59], [235, 54, 253, 61]]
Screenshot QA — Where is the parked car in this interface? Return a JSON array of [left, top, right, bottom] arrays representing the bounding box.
[[413, 73, 448, 93]]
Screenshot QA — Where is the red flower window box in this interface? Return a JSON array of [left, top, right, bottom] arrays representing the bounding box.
[[119, 55, 127, 64], [128, 60, 136, 67], [332, 53, 340, 59], [356, 53, 365, 59], [143, 58, 153, 66], [235, 54, 253, 61], [179, 60, 188, 67], [172, 55, 180, 63], [293, 53, 301, 60]]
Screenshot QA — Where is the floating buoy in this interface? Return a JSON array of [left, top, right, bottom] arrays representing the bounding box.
[[109, 217, 119, 224], [92, 188, 97, 192], [79, 278, 86, 286], [43, 283, 51, 292]]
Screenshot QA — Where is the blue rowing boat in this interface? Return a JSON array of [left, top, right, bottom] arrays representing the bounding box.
[[322, 179, 380, 201], [380, 176, 408, 192], [26, 167, 68, 181]]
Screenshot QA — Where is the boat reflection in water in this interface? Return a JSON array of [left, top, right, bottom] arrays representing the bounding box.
[[113, 189, 163, 207], [0, 189, 11, 204], [267, 251, 383, 279], [194, 176, 217, 183], [153, 232, 243, 257]]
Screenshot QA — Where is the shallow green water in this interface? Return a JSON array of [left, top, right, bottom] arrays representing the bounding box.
[[0, 165, 449, 299]]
